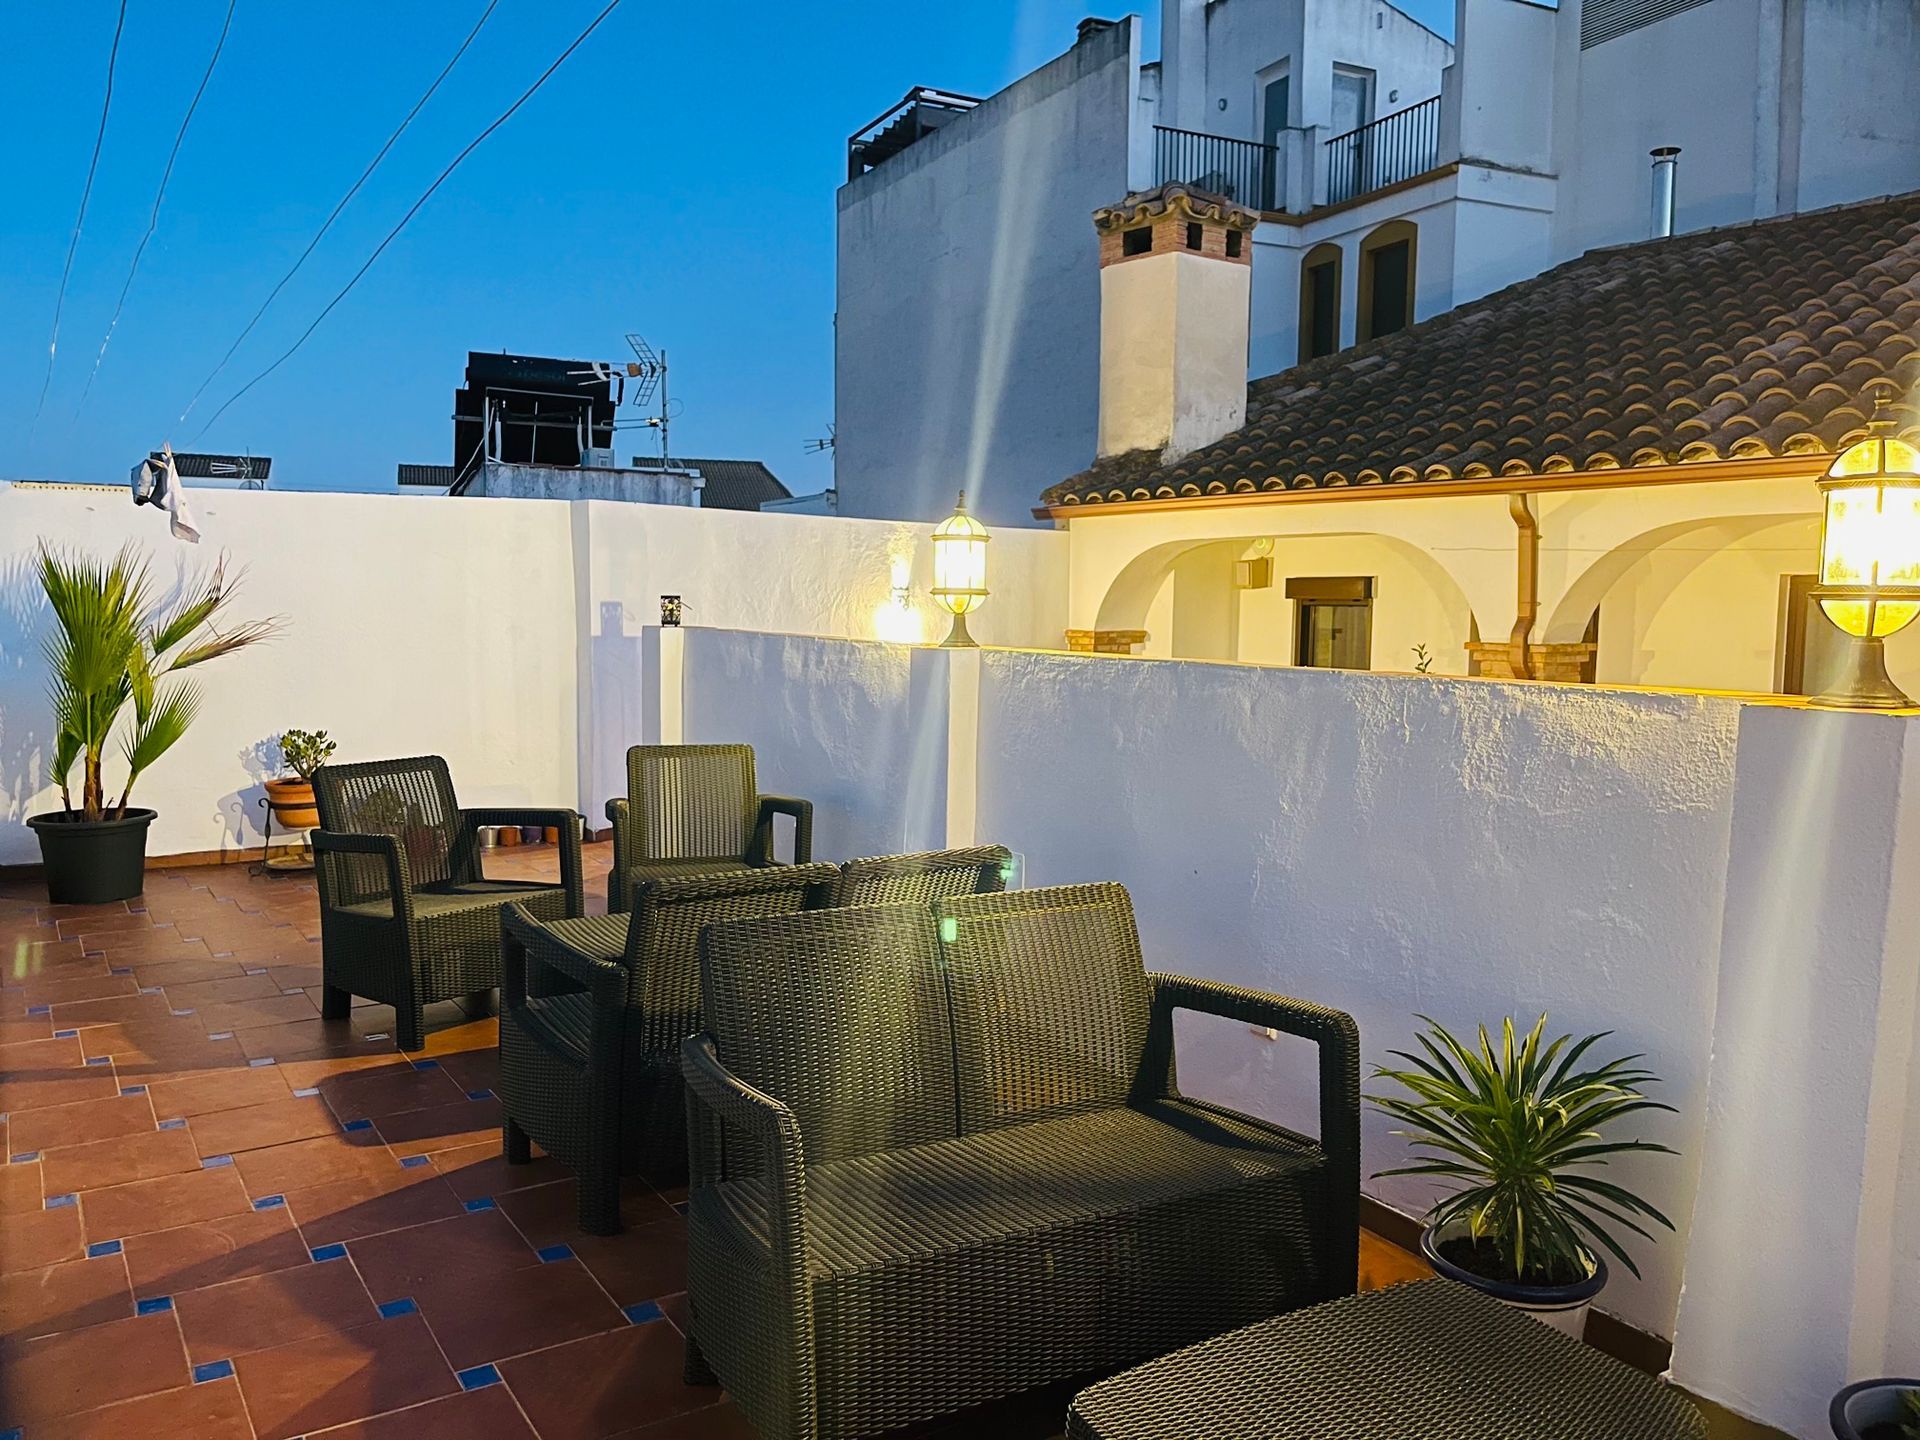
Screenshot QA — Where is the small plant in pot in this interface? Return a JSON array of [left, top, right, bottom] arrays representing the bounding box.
[[1369, 1014, 1678, 1338], [1830, 1379, 1920, 1440], [264, 728, 336, 832], [27, 545, 276, 904]]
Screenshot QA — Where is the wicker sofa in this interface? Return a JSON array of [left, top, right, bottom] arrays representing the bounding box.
[[680, 883, 1360, 1440], [310, 755, 582, 1052], [605, 744, 813, 914], [819, 844, 1011, 907]]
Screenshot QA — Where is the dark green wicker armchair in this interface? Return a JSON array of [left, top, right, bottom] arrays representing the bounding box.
[[500, 862, 836, 1234], [681, 883, 1360, 1440], [605, 744, 813, 914], [310, 755, 582, 1052], [818, 845, 1012, 907]]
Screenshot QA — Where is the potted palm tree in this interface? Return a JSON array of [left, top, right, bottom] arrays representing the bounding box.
[[1832, 1380, 1920, 1440], [263, 728, 335, 832], [1369, 1014, 1678, 1337], [27, 545, 276, 903]]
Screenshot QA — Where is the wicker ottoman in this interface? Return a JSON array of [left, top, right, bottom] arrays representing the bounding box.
[[1066, 1279, 1706, 1439]]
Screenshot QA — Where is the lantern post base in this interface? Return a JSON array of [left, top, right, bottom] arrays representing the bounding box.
[[1810, 635, 1914, 710], [938, 611, 978, 648]]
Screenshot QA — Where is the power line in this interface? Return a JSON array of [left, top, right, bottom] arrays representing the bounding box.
[[73, 0, 240, 421], [176, 0, 502, 427], [193, 0, 623, 441], [31, 0, 128, 433]]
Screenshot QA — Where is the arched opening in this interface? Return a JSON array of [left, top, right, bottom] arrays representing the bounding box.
[[1298, 242, 1343, 363], [1358, 220, 1417, 342]]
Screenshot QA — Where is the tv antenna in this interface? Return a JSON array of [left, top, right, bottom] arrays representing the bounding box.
[[804, 423, 835, 454], [208, 453, 266, 489], [626, 333, 670, 462]]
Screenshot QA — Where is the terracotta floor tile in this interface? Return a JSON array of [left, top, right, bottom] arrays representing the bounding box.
[[0, 1033, 82, 1070], [284, 1168, 466, 1249], [239, 1017, 399, 1064], [611, 1400, 759, 1440], [233, 1130, 394, 1195], [349, 1209, 539, 1303], [9, 1092, 157, 1153], [162, 972, 284, 1006], [0, 1205, 84, 1273], [413, 1254, 624, 1369], [318, 1061, 466, 1122], [41, 1126, 200, 1195], [196, 991, 321, 1033], [499, 1314, 710, 1440], [189, 1094, 341, 1157], [416, 1015, 501, 1057], [124, 1204, 311, 1298], [79, 1165, 254, 1241], [54, 911, 148, 939], [146, 1062, 294, 1118], [497, 1178, 678, 1247], [432, 1141, 572, 1202], [0, 1156, 45, 1214], [20, 1376, 253, 1440], [376, 1095, 503, 1158], [48, 992, 177, 1029], [303, 1382, 538, 1438], [277, 1050, 408, 1089], [0, 1310, 189, 1424], [0, 1035, 120, 1115], [9, 973, 134, 1008], [176, 1252, 376, 1362], [267, 961, 325, 989], [234, 1313, 457, 1440], [570, 1216, 689, 1308], [432, 1046, 500, 1095], [0, 1013, 56, 1046], [0, 1254, 134, 1340], [128, 950, 241, 983]]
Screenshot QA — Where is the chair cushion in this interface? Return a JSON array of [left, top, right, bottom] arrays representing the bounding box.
[[334, 880, 563, 922], [543, 913, 631, 959]]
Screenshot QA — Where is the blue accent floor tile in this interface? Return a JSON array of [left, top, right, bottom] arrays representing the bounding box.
[[11, 1152, 41, 1164], [137, 1295, 174, 1315], [292, 1086, 319, 1098], [244, 967, 267, 975], [2, 1425, 23, 1440], [193, 1359, 235, 1384], [309, 1243, 348, 1262], [464, 1088, 494, 1101], [282, 988, 304, 996], [252, 1194, 287, 1211], [53, 1028, 77, 1039], [138, 986, 163, 995], [84, 1055, 111, 1066], [157, 1117, 187, 1131], [201, 1154, 233, 1169], [248, 1057, 277, 1068], [411, 1058, 440, 1070], [398, 1155, 430, 1169], [672, 1199, 689, 1216], [25, 1005, 50, 1015], [45, 1193, 76, 1209], [463, 1197, 496, 1213], [87, 1239, 123, 1258], [171, 1009, 195, 1017], [341, 1118, 374, 1133], [110, 966, 133, 976], [623, 1301, 664, 1325], [206, 1030, 234, 1040], [377, 1297, 418, 1319], [535, 1243, 574, 1263], [456, 1363, 502, 1391], [120, 1084, 147, 1095]]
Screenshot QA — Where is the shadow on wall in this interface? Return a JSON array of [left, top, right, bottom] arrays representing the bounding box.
[[0, 552, 51, 825], [589, 602, 648, 823], [216, 736, 284, 857]]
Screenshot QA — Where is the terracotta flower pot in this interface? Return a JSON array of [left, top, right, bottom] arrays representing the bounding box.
[[263, 777, 320, 831]]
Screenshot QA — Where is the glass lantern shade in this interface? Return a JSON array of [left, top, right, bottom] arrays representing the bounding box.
[[930, 491, 990, 645]]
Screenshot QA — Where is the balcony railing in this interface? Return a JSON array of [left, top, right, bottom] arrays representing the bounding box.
[[1153, 125, 1281, 213], [1323, 95, 1442, 207], [847, 87, 982, 180]]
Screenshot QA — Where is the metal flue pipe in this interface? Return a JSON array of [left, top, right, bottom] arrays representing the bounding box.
[[1650, 146, 1681, 238]]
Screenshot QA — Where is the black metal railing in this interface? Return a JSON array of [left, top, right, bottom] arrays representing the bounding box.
[[1323, 95, 1442, 206], [1153, 125, 1282, 212], [847, 87, 982, 180]]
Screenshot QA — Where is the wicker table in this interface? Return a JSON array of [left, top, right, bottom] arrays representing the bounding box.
[[1066, 1279, 1707, 1439]]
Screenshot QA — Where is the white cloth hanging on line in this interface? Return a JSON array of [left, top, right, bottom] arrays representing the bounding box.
[[129, 442, 200, 543]]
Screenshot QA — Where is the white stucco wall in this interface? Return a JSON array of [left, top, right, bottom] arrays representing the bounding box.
[[833, 19, 1141, 528]]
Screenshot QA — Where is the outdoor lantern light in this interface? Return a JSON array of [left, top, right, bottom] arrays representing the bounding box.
[[660, 594, 684, 628], [1811, 382, 1920, 709], [930, 490, 990, 647]]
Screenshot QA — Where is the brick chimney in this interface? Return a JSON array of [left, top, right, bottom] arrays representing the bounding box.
[[1093, 183, 1257, 463]]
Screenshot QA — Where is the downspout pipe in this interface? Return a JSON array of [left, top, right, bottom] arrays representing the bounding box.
[[1508, 492, 1538, 679]]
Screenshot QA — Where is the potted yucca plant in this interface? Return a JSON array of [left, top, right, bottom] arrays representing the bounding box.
[[1368, 1014, 1678, 1337], [263, 728, 335, 833], [1831, 1380, 1920, 1440], [27, 544, 276, 903]]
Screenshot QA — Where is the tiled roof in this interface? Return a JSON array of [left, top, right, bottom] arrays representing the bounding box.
[[1045, 191, 1920, 510], [631, 457, 791, 512]]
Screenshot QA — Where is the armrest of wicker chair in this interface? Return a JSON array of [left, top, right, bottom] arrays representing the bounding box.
[[606, 797, 633, 912], [1144, 973, 1361, 1188], [465, 806, 585, 915], [682, 1034, 813, 1264], [311, 830, 414, 925], [753, 794, 814, 865], [501, 902, 623, 1008]]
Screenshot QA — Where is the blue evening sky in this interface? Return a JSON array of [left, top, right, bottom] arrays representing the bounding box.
[[0, 1, 1452, 494]]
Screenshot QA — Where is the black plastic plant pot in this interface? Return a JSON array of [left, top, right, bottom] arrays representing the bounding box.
[[27, 809, 158, 905], [1420, 1223, 1608, 1338], [1831, 1378, 1920, 1440]]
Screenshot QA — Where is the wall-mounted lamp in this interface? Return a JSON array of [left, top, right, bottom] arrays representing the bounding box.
[[930, 490, 990, 648], [660, 594, 684, 628], [1811, 381, 1920, 709]]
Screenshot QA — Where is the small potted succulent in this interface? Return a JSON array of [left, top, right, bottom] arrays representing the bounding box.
[[28, 545, 276, 903], [264, 728, 336, 832], [1832, 1380, 1920, 1440], [1369, 1014, 1678, 1337]]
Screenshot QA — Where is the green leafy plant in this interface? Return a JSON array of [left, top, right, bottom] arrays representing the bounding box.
[[39, 544, 278, 821], [1368, 1014, 1677, 1287], [277, 728, 336, 780], [1411, 643, 1434, 674], [1901, 1387, 1920, 1440]]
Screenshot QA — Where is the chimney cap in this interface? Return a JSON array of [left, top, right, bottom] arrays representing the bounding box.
[[1093, 182, 1260, 235], [1076, 16, 1119, 42]]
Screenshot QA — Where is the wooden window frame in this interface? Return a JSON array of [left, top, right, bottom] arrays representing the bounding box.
[[1357, 219, 1418, 342], [1298, 242, 1343, 365]]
